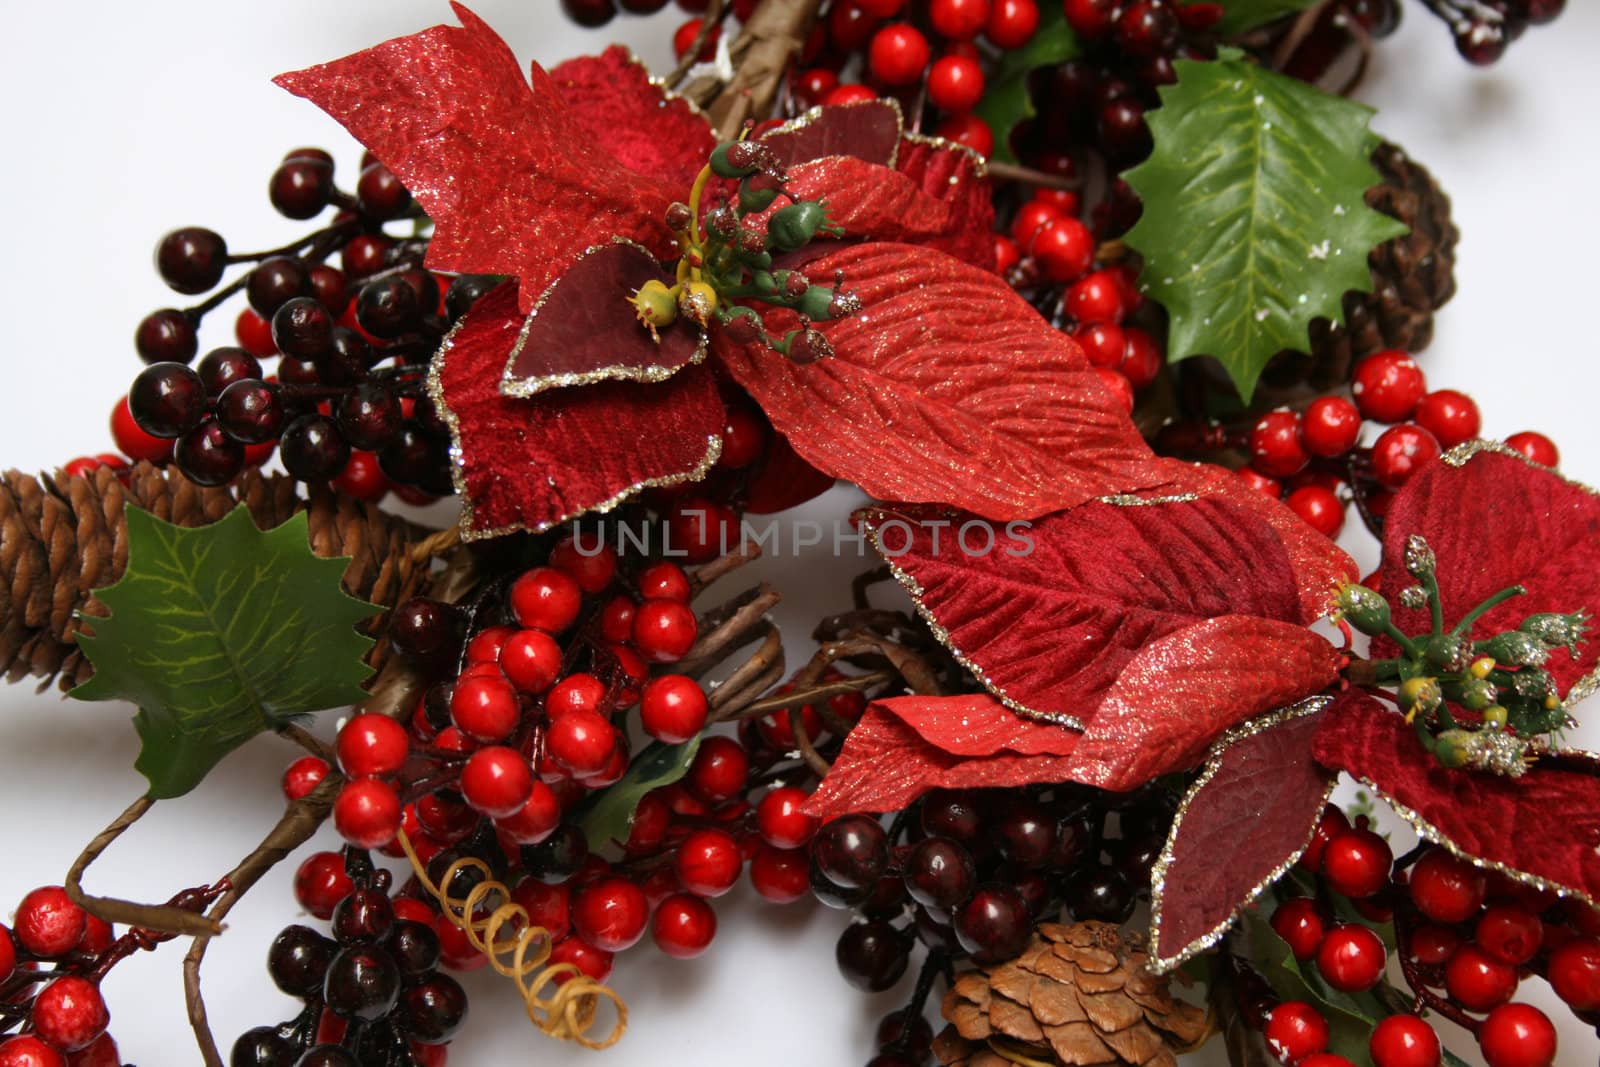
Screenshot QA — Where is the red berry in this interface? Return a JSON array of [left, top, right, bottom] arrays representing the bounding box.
[[1413, 389, 1480, 450], [1548, 936, 1600, 1011], [1063, 270, 1125, 325], [1369, 424, 1439, 489], [857, 0, 904, 14], [1352, 350, 1426, 423], [65, 1033, 119, 1067], [499, 629, 563, 694], [281, 755, 330, 802], [1315, 924, 1386, 992], [1270, 898, 1327, 961], [1298, 805, 1350, 872], [756, 699, 822, 749], [640, 675, 708, 743], [235, 306, 277, 357], [431, 912, 486, 972], [1249, 410, 1311, 478], [822, 83, 879, 106], [928, 54, 984, 112], [637, 562, 691, 603], [985, 0, 1039, 47], [792, 67, 839, 107], [1074, 323, 1126, 369], [1286, 485, 1345, 539], [598, 597, 638, 646], [495, 779, 561, 845], [110, 396, 174, 464], [1320, 828, 1392, 899], [652, 893, 717, 959], [337, 713, 409, 778], [1032, 187, 1080, 214], [1033, 217, 1094, 283], [717, 405, 768, 470], [1477, 1003, 1556, 1067], [750, 845, 809, 903], [665, 499, 739, 563], [14, 888, 86, 959], [1302, 396, 1362, 458], [672, 18, 719, 60], [1444, 943, 1518, 1011], [756, 787, 819, 849], [675, 828, 743, 898], [934, 113, 993, 156], [930, 0, 991, 38], [549, 935, 612, 983], [1368, 1014, 1439, 1067], [1504, 431, 1558, 468], [1011, 201, 1061, 248], [549, 536, 617, 594], [572, 878, 649, 952], [547, 673, 608, 720], [332, 449, 389, 501], [622, 791, 673, 855], [460, 746, 534, 818], [546, 710, 617, 777], [1408, 847, 1486, 923], [464, 625, 515, 665], [0, 1036, 65, 1067], [1092, 368, 1135, 414], [31, 977, 108, 1052], [1063, 0, 1116, 36], [293, 851, 353, 919], [631, 598, 698, 662], [1475, 903, 1542, 966], [867, 23, 929, 86], [686, 736, 749, 805], [449, 674, 521, 742], [993, 234, 1020, 274], [509, 566, 582, 633], [1236, 467, 1282, 498], [1264, 1001, 1329, 1065], [334, 777, 402, 849], [511, 879, 570, 941]]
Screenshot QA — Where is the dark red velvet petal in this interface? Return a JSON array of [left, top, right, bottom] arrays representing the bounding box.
[[1150, 704, 1335, 971], [549, 45, 714, 191], [1313, 688, 1600, 906], [715, 242, 1170, 521], [274, 3, 677, 310], [1064, 615, 1343, 791], [802, 695, 1080, 819], [895, 135, 996, 269], [858, 498, 1307, 726], [760, 99, 903, 169], [500, 242, 702, 396], [1372, 446, 1600, 697], [432, 283, 723, 538], [742, 431, 837, 515]]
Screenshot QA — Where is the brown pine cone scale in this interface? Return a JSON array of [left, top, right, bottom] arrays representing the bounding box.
[[935, 922, 1209, 1067]]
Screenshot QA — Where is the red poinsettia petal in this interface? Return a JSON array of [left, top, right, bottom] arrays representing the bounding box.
[[802, 695, 1080, 819], [894, 135, 996, 269], [550, 45, 714, 190], [715, 242, 1169, 520], [1313, 688, 1600, 907], [274, 3, 677, 309], [1064, 615, 1343, 791], [499, 242, 703, 396], [431, 282, 722, 538], [858, 497, 1307, 727], [879, 692, 1081, 757], [1149, 701, 1336, 972], [742, 431, 837, 515], [1373, 445, 1600, 697], [760, 99, 903, 169]]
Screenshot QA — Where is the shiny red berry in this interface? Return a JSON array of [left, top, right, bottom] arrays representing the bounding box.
[[1236, 467, 1281, 498], [1264, 1001, 1329, 1065], [14, 887, 86, 959], [547, 673, 608, 720], [867, 24, 929, 86], [757, 787, 819, 850], [110, 396, 174, 464], [1474, 903, 1542, 966], [548, 536, 617, 594], [546, 710, 617, 777], [934, 113, 993, 156], [1063, 0, 1116, 36], [1249, 410, 1311, 478], [494, 779, 562, 846], [675, 829, 743, 898], [1445, 943, 1518, 1011], [1369, 424, 1439, 489], [653, 893, 717, 959], [1548, 937, 1600, 1011], [686, 736, 749, 804], [1011, 201, 1061, 248], [1286, 485, 1344, 539], [1302, 396, 1362, 457], [572, 879, 649, 952], [672, 18, 719, 60], [1270, 898, 1326, 961], [929, 0, 991, 39], [1297, 805, 1350, 873], [509, 566, 582, 633], [985, 0, 1039, 46], [1413, 389, 1480, 450], [823, 83, 879, 106], [1368, 1014, 1439, 1067], [750, 845, 809, 903], [665, 499, 739, 562], [499, 629, 563, 694], [1320, 828, 1392, 899], [637, 562, 691, 602], [460, 746, 534, 818], [549, 935, 612, 983], [1477, 1003, 1556, 1067], [1064, 270, 1125, 325], [1352, 350, 1426, 423], [1074, 322, 1126, 369], [0, 1036, 66, 1066], [334, 777, 402, 849], [337, 713, 409, 778], [1033, 217, 1094, 283], [1504, 431, 1558, 468], [1118, 326, 1161, 389], [1408, 848, 1486, 923], [31, 977, 108, 1052], [631, 598, 698, 662], [449, 674, 520, 742], [294, 851, 354, 919], [511, 879, 570, 941], [1315, 924, 1386, 992], [928, 54, 984, 112], [640, 675, 708, 744]]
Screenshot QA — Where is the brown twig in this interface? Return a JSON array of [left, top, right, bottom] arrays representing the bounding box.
[[278, 721, 335, 763], [65, 796, 225, 938], [688, 540, 764, 598], [664, 0, 727, 90], [677, 584, 782, 676], [708, 621, 785, 713], [724, 670, 896, 722], [985, 160, 1083, 191], [684, 0, 825, 132]]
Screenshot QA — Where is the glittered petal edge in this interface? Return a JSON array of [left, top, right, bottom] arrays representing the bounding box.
[[1145, 696, 1335, 973], [758, 96, 906, 169]]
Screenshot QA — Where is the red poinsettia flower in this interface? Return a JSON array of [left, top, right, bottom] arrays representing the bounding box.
[[809, 443, 1600, 970], [276, 5, 1173, 537]]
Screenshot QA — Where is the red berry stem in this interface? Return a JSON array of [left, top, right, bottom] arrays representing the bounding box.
[[1394, 900, 1484, 1035]]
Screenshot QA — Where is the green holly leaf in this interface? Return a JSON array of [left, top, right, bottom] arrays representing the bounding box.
[[1122, 50, 1408, 402], [576, 735, 704, 851], [72, 506, 376, 799], [973, 6, 1080, 165], [1196, 0, 1322, 36]]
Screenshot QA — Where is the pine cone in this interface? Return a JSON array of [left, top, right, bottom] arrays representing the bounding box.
[[0, 462, 431, 691], [933, 922, 1209, 1067], [1261, 140, 1459, 393]]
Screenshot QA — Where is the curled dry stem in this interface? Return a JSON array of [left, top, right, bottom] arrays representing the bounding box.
[[65, 796, 223, 939]]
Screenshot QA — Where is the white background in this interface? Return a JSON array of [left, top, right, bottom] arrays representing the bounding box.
[[0, 1, 1596, 1064]]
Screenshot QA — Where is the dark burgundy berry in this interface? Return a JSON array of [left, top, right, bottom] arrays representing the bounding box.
[[811, 815, 889, 890], [836, 920, 910, 992], [397, 974, 469, 1043], [356, 277, 421, 339], [271, 297, 336, 360], [175, 420, 245, 486], [1065, 865, 1136, 923], [445, 275, 502, 322], [267, 924, 338, 997], [294, 1045, 358, 1067], [129, 362, 206, 438], [216, 380, 285, 445], [135, 308, 199, 366], [1115, 0, 1179, 55], [196, 347, 262, 397], [810, 856, 872, 910], [323, 944, 401, 1019], [269, 157, 334, 220], [920, 789, 982, 842], [388, 920, 441, 978], [247, 256, 312, 318], [561, 0, 618, 27], [390, 597, 463, 667], [337, 383, 404, 450], [995, 799, 1058, 869], [314, 328, 372, 387], [280, 414, 350, 481], [230, 1026, 297, 1066], [155, 227, 228, 294], [521, 823, 590, 884], [357, 163, 413, 221], [954, 884, 1031, 963], [331, 888, 395, 945], [379, 424, 451, 493], [903, 837, 977, 912]]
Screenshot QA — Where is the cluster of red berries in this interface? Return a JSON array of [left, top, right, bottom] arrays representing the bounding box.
[[1238, 350, 1560, 540], [0, 887, 120, 1067]]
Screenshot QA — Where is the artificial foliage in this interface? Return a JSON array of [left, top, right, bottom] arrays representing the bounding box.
[[0, 0, 1592, 1065]]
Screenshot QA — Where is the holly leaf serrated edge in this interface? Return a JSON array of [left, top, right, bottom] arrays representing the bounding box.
[[576, 735, 704, 851], [973, 6, 1080, 165], [1122, 49, 1409, 402], [71, 506, 377, 799]]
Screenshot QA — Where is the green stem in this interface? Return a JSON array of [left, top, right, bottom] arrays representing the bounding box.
[[1423, 572, 1444, 635], [1382, 623, 1422, 660], [1450, 584, 1527, 636]]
